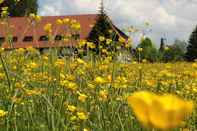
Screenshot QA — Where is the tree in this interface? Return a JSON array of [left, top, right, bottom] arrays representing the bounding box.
[[136, 37, 158, 62], [86, 0, 120, 55], [174, 39, 187, 53], [185, 26, 197, 61], [0, 0, 38, 17], [160, 39, 186, 62], [159, 38, 166, 53]]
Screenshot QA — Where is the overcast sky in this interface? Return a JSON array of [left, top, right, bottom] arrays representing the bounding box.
[[38, 0, 197, 46]]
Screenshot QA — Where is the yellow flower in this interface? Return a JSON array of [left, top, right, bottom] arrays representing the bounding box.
[[63, 18, 70, 24], [0, 48, 4, 53], [29, 13, 41, 23], [0, 0, 4, 4], [78, 93, 88, 102], [106, 39, 112, 45], [67, 82, 78, 91], [35, 15, 41, 22], [29, 62, 38, 69], [44, 23, 52, 34], [56, 19, 63, 25], [70, 115, 77, 121], [55, 59, 65, 68], [77, 112, 88, 120], [119, 37, 126, 43], [87, 42, 95, 49], [127, 91, 194, 130], [99, 36, 105, 42], [0, 109, 7, 118], [99, 90, 108, 101], [83, 128, 89, 131], [142, 59, 147, 63], [192, 63, 197, 68], [71, 22, 81, 30], [67, 105, 77, 112], [137, 48, 143, 52], [76, 58, 86, 65], [25, 89, 42, 96], [94, 76, 106, 85]]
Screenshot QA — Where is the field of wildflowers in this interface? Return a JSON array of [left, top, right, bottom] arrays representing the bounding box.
[[0, 47, 196, 130], [0, 1, 196, 130]]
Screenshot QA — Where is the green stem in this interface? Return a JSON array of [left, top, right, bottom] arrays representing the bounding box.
[[0, 53, 11, 90]]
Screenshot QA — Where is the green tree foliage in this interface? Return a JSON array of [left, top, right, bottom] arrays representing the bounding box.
[[174, 39, 187, 53], [185, 26, 197, 61], [162, 45, 185, 62], [86, 1, 121, 55], [87, 14, 119, 53], [0, 0, 38, 17], [136, 37, 158, 62], [158, 39, 187, 62]]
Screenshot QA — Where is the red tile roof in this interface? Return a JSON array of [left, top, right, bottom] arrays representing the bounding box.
[[0, 14, 98, 49]]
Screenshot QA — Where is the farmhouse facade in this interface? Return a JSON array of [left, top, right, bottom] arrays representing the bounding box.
[[0, 14, 128, 49]]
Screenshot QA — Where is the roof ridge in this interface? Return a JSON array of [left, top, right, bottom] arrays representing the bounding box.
[[9, 14, 99, 19]]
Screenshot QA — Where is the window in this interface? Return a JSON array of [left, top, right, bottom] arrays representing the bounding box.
[[0, 37, 5, 43], [12, 37, 18, 42], [55, 35, 63, 41], [23, 36, 33, 42], [39, 36, 49, 41], [72, 34, 80, 40]]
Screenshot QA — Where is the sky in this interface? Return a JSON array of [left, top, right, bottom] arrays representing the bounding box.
[[38, 0, 197, 46]]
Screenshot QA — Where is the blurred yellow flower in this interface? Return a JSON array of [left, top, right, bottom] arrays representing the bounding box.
[[119, 37, 126, 43], [63, 18, 70, 24], [44, 23, 52, 34], [94, 76, 106, 85], [127, 91, 194, 130], [0, 109, 7, 118], [77, 112, 88, 120], [78, 93, 88, 102], [56, 19, 63, 25], [106, 39, 112, 45], [67, 105, 77, 113], [0, 48, 4, 53], [99, 36, 105, 42], [0, 0, 4, 4], [99, 90, 108, 101], [137, 48, 143, 52]]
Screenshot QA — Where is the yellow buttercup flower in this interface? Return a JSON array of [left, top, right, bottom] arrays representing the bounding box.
[[78, 93, 88, 102], [0, 0, 4, 4], [99, 36, 105, 42], [118, 37, 126, 43], [56, 19, 63, 25], [94, 76, 106, 85], [99, 90, 108, 101], [137, 47, 143, 52], [106, 39, 112, 45], [44, 23, 52, 34], [0, 109, 7, 118], [127, 91, 194, 130], [77, 112, 88, 120], [0, 48, 4, 53], [67, 105, 77, 113]]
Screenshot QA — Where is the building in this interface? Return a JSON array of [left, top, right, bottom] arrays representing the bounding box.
[[0, 14, 129, 52]]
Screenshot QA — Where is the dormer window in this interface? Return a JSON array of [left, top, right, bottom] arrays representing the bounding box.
[[0, 37, 5, 43], [39, 36, 49, 41], [55, 35, 63, 41], [12, 37, 18, 42], [72, 34, 80, 40], [23, 36, 33, 42]]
